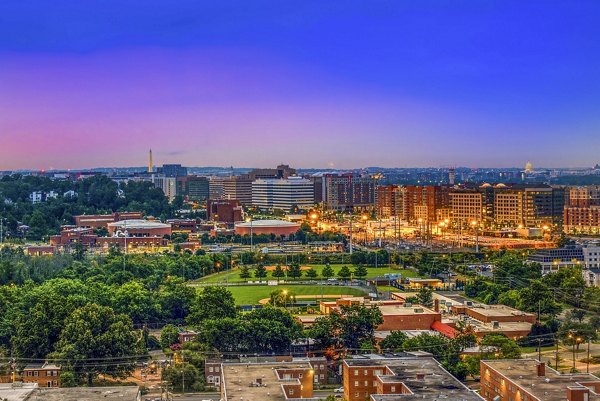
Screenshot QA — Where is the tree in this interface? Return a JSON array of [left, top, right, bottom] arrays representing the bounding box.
[[309, 305, 383, 353], [112, 280, 160, 323], [322, 264, 335, 278], [379, 331, 409, 351], [306, 268, 318, 278], [416, 286, 434, 308], [187, 286, 238, 326], [353, 265, 368, 279], [269, 289, 296, 307], [239, 265, 251, 279], [160, 324, 179, 349], [254, 263, 267, 278], [480, 333, 522, 359], [338, 265, 351, 279], [288, 263, 302, 279], [52, 303, 143, 386], [272, 264, 285, 278], [162, 363, 202, 391]]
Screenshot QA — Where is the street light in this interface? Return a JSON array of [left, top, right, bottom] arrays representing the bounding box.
[[246, 217, 254, 251], [471, 220, 479, 253]]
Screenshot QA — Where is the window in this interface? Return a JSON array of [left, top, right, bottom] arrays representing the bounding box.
[[215, 366, 220, 372], [209, 367, 214, 373], [354, 369, 359, 376], [364, 381, 368, 386], [391, 386, 396, 392], [355, 393, 359, 398], [289, 389, 294, 395], [354, 381, 359, 386]]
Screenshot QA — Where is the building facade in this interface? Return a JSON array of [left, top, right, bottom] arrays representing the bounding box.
[[322, 173, 376, 211], [252, 176, 314, 211], [222, 176, 253, 205]]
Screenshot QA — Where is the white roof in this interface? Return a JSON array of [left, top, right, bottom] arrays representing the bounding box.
[[235, 219, 300, 228], [108, 219, 171, 229]]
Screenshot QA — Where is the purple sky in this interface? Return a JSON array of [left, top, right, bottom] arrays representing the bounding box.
[[1, 1, 599, 170]]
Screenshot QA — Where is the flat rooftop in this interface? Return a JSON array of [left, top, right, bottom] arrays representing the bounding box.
[[443, 317, 532, 333], [31, 387, 140, 401], [108, 219, 170, 229], [483, 359, 600, 401], [467, 304, 535, 318], [221, 362, 312, 401], [0, 383, 37, 401], [345, 357, 483, 400], [0, 385, 139, 401], [378, 304, 438, 316]]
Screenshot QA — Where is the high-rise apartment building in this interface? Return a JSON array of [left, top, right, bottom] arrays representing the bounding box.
[[376, 185, 401, 218], [564, 186, 600, 234], [403, 185, 450, 223], [252, 176, 314, 210], [322, 173, 376, 211]]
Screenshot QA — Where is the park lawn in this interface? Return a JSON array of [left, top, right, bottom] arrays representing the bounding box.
[[195, 264, 420, 284], [227, 284, 367, 305]]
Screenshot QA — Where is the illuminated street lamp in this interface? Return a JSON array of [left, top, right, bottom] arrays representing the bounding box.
[[246, 217, 253, 251], [471, 220, 479, 253]]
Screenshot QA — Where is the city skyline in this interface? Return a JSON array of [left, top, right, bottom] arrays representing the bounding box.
[[1, 1, 600, 170]]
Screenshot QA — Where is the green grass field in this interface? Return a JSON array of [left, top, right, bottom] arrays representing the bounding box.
[[226, 284, 368, 305], [197, 264, 420, 284]]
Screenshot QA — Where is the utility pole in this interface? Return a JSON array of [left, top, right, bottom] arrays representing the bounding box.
[[349, 213, 354, 254], [587, 339, 591, 373]]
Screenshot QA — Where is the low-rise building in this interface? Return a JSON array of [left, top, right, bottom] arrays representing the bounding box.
[[583, 268, 600, 287], [343, 355, 483, 401], [178, 330, 198, 344], [74, 212, 143, 229], [480, 359, 600, 401], [220, 362, 316, 401], [22, 363, 60, 388], [528, 244, 600, 274]]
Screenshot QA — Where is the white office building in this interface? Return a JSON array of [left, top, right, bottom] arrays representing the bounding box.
[[252, 176, 314, 211]]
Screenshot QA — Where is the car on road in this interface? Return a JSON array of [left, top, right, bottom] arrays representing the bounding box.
[[334, 387, 344, 393]]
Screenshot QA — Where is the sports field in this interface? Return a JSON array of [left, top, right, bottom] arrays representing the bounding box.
[[197, 264, 419, 284], [226, 284, 367, 305]]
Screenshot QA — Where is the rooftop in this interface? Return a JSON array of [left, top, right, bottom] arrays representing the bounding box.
[[108, 219, 171, 229], [0, 383, 37, 401], [235, 219, 300, 228], [482, 359, 600, 401], [28, 386, 140, 401], [221, 362, 312, 401], [467, 304, 535, 318], [345, 356, 483, 400], [378, 304, 438, 316]]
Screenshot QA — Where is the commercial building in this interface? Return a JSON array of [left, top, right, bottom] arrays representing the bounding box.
[[449, 185, 494, 227], [151, 174, 177, 202], [480, 359, 600, 401], [74, 212, 143, 229], [248, 164, 297, 180], [222, 175, 253, 205], [342, 355, 483, 401], [157, 163, 188, 177], [392, 293, 535, 340], [208, 176, 226, 199], [322, 173, 377, 211], [176, 176, 209, 201], [49, 227, 98, 247], [252, 176, 314, 211], [107, 219, 172, 238], [528, 244, 600, 274], [206, 199, 243, 223], [234, 219, 300, 237]]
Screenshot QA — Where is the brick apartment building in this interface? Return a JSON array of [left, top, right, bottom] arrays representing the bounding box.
[[343, 355, 483, 401], [480, 359, 600, 401]]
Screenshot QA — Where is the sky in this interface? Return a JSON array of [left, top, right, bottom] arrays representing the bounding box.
[[1, 1, 599, 170]]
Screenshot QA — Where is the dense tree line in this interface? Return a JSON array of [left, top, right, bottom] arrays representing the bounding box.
[[0, 175, 172, 240], [0, 248, 232, 386]]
